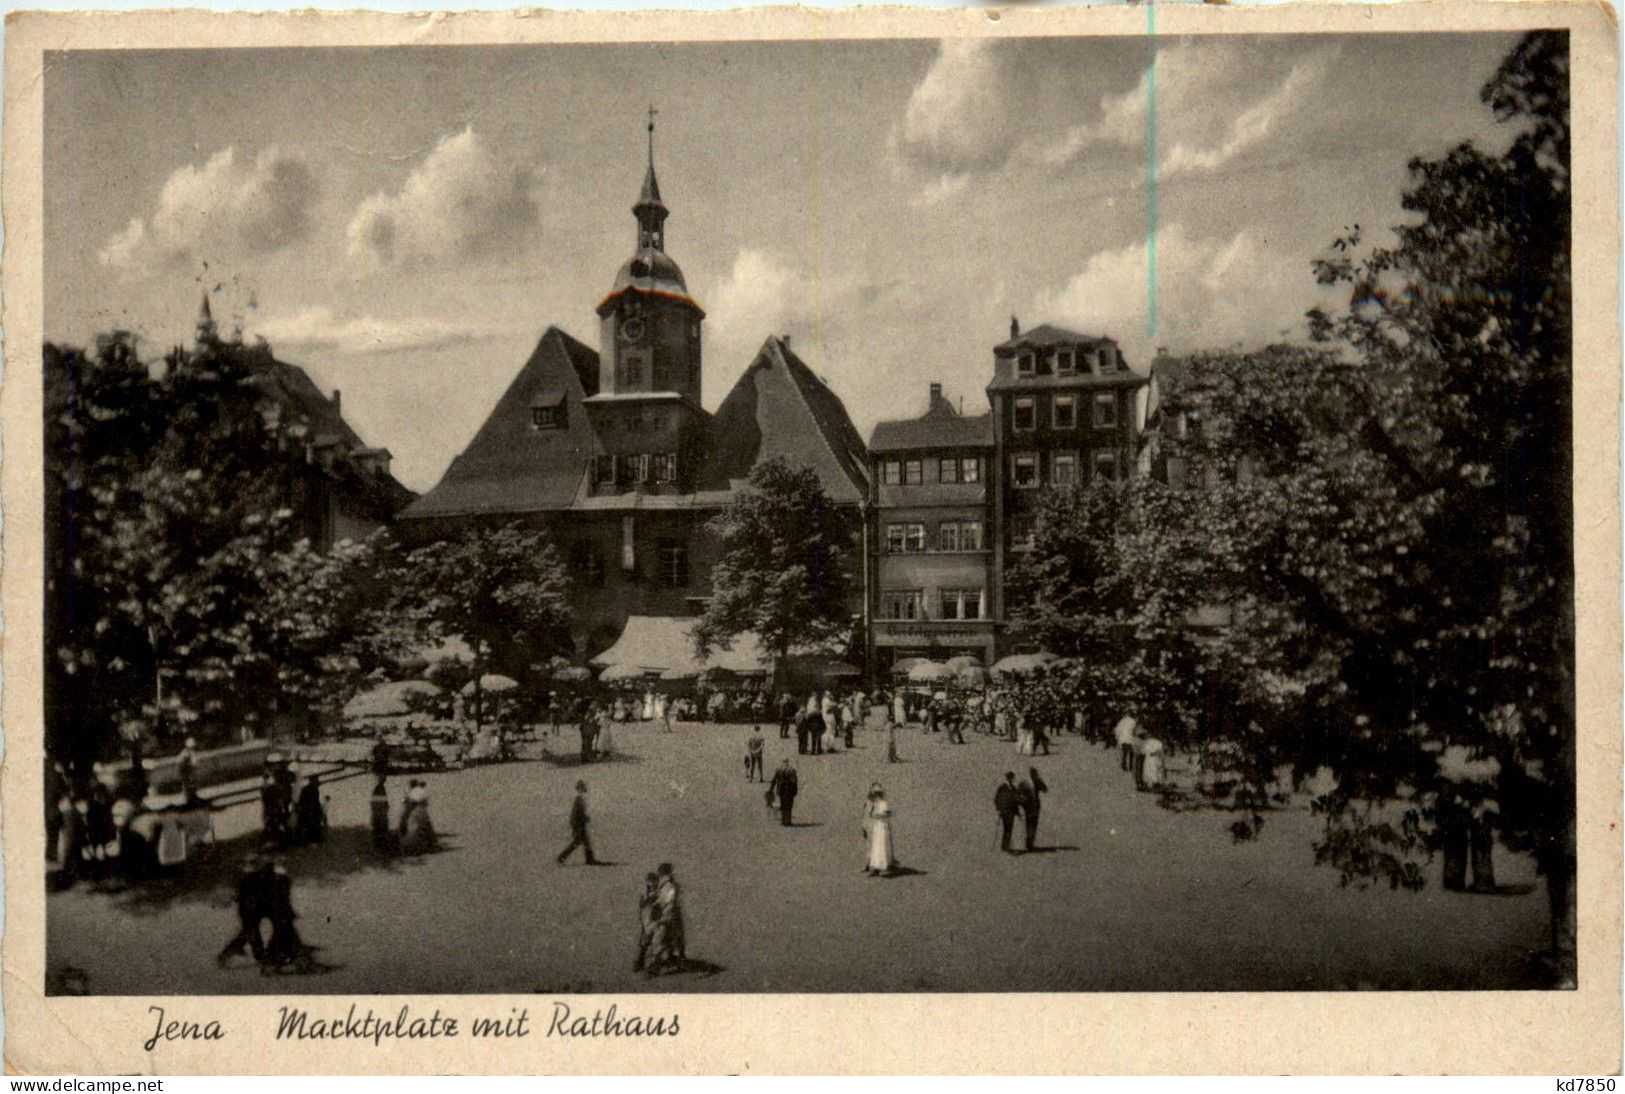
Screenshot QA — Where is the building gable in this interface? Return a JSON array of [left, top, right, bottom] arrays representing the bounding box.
[[697, 336, 869, 505], [404, 326, 602, 518]]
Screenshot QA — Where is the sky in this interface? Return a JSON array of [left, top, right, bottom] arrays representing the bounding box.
[[44, 32, 1523, 493]]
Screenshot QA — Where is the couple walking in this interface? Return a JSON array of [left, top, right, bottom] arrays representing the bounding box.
[[634, 863, 686, 975], [994, 769, 1049, 852]]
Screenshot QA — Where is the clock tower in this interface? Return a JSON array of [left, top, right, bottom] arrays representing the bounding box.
[[595, 108, 704, 404]]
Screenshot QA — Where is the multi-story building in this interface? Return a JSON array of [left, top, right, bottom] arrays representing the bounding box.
[[866, 383, 996, 671], [988, 320, 1147, 642], [400, 129, 869, 662], [865, 322, 1149, 668]]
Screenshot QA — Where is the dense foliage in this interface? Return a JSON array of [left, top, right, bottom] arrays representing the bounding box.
[[693, 456, 858, 686], [1007, 31, 1574, 981], [45, 334, 405, 770]]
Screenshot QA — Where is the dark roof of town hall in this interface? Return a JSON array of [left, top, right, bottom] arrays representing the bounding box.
[[868, 412, 993, 453], [402, 326, 602, 519], [994, 323, 1115, 353], [404, 330, 871, 519], [696, 336, 870, 506]]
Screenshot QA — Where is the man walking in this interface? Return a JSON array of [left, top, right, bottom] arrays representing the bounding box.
[[995, 771, 1020, 853], [1114, 713, 1139, 772], [745, 727, 765, 782], [217, 854, 272, 966], [769, 758, 799, 827], [779, 694, 797, 739], [557, 780, 599, 865]]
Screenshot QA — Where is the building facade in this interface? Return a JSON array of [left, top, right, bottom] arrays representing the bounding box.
[[867, 383, 996, 671], [400, 132, 870, 662], [866, 321, 1149, 668]]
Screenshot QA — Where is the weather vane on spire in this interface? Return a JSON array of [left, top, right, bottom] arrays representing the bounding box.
[[647, 103, 658, 160]]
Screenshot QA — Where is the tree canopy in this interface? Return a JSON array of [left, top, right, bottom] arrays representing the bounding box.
[[693, 456, 858, 683], [1007, 30, 1574, 981]]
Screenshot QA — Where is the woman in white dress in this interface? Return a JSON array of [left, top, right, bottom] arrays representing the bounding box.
[[595, 705, 616, 758], [641, 690, 655, 721], [1016, 713, 1035, 755], [863, 784, 895, 876]]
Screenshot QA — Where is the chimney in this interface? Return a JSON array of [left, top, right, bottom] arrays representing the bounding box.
[[929, 382, 943, 403], [782, 334, 792, 349], [331, 389, 341, 413], [1009, 315, 1020, 339]]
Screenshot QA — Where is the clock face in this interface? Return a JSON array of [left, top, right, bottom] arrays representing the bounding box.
[[620, 316, 647, 344]]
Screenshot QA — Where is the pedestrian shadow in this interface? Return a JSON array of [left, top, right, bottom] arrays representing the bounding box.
[[880, 865, 928, 879], [785, 821, 823, 828], [658, 957, 725, 979], [534, 752, 645, 769], [1020, 845, 1081, 855], [1460, 882, 1537, 897], [77, 825, 445, 916]]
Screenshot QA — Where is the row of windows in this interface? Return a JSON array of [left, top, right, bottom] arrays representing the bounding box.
[[1012, 345, 1119, 378], [885, 520, 984, 553], [1011, 392, 1118, 432], [880, 588, 984, 621], [568, 539, 689, 587], [1010, 450, 1119, 488], [594, 453, 679, 486], [880, 455, 982, 486]]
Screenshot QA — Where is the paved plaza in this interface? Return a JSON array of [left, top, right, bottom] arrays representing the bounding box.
[[47, 717, 1549, 994]]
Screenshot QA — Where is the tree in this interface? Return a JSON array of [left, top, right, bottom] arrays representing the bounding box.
[[1007, 32, 1575, 983], [390, 524, 573, 728], [693, 456, 857, 691]]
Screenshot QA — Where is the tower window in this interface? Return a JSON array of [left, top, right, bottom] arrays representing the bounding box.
[[531, 403, 563, 430]]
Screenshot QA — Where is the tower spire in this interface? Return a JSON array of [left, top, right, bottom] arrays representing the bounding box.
[[197, 290, 218, 345], [634, 106, 668, 250]]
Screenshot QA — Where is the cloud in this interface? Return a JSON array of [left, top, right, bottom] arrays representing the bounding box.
[[345, 127, 540, 269], [1039, 40, 1336, 179], [249, 305, 507, 357], [98, 146, 318, 272], [1029, 223, 1338, 367], [893, 39, 1034, 187]]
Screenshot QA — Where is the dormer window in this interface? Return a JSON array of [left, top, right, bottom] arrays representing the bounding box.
[[531, 403, 564, 430], [1055, 348, 1077, 375], [1015, 351, 1036, 378]]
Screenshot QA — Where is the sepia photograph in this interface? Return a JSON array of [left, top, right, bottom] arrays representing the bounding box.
[[28, 18, 1591, 1009]]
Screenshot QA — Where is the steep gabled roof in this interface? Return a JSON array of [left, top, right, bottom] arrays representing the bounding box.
[[697, 336, 870, 505], [403, 327, 600, 518]]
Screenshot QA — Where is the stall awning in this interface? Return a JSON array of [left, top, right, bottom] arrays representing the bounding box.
[[590, 615, 772, 677]]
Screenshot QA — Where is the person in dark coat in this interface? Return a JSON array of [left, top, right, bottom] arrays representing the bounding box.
[[1436, 783, 1471, 891], [779, 695, 798, 739], [294, 776, 326, 845], [1469, 794, 1500, 893], [577, 710, 598, 765], [369, 777, 396, 854], [994, 772, 1020, 853], [1021, 767, 1049, 851], [557, 780, 599, 864], [794, 711, 810, 755], [369, 737, 391, 779], [263, 859, 308, 968], [808, 710, 825, 755], [217, 856, 273, 965], [768, 759, 799, 827]]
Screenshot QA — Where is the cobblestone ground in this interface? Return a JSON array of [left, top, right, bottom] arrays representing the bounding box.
[[46, 716, 1549, 994]]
